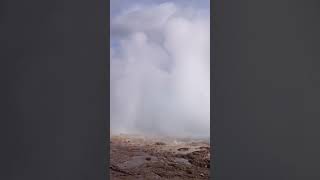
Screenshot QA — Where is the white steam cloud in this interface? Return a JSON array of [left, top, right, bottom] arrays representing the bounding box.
[[110, 2, 210, 138]]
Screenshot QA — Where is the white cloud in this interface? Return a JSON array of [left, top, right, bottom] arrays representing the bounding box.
[[110, 2, 210, 138]]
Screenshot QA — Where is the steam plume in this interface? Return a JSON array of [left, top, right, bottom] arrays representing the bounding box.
[[110, 2, 210, 138]]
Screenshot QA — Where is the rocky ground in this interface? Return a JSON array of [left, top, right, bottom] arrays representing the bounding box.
[[110, 134, 211, 180]]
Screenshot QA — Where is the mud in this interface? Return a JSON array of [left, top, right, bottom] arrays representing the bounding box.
[[110, 134, 211, 180]]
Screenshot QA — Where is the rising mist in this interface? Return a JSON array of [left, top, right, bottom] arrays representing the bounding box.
[[110, 2, 210, 138]]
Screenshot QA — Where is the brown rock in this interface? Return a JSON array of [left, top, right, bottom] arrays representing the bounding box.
[[177, 147, 189, 151], [155, 142, 166, 145]]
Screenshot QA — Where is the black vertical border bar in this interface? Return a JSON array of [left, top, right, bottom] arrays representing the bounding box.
[[105, 0, 110, 178], [211, 0, 216, 179], [212, 0, 320, 179], [0, 0, 109, 179]]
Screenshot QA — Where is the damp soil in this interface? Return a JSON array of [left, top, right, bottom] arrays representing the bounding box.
[[110, 134, 211, 180]]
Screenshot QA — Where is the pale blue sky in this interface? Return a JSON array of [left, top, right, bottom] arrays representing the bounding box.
[[111, 0, 209, 16], [110, 0, 210, 48]]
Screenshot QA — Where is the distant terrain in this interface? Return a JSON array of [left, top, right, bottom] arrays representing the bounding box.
[[110, 134, 211, 180]]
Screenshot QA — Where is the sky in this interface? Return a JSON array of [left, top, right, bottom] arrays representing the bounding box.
[[110, 0, 209, 17], [110, 0, 210, 138]]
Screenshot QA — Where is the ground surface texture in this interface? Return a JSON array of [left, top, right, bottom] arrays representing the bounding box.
[[110, 134, 211, 180]]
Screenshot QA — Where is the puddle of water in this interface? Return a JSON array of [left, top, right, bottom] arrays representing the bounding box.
[[174, 158, 191, 165], [118, 155, 158, 169]]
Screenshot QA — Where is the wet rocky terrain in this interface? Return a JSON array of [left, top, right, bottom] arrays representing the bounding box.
[[110, 134, 211, 180]]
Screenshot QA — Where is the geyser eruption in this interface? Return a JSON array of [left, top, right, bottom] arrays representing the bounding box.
[[110, 2, 210, 138]]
